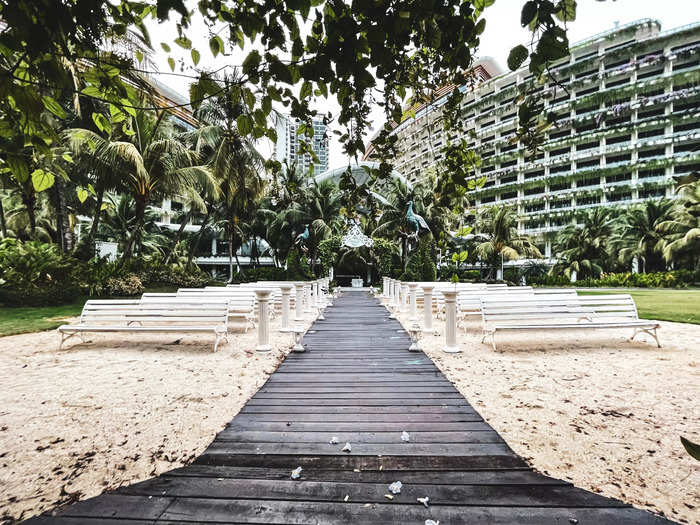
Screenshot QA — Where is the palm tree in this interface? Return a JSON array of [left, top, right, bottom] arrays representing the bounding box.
[[612, 198, 675, 273], [65, 124, 129, 258], [100, 195, 168, 257], [372, 178, 428, 269], [657, 179, 700, 268], [185, 75, 266, 280], [68, 109, 214, 266], [272, 180, 343, 273], [474, 206, 542, 278], [552, 207, 617, 280]]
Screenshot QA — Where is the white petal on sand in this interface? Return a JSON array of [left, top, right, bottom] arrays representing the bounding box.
[[0, 316, 311, 522], [393, 309, 700, 524]]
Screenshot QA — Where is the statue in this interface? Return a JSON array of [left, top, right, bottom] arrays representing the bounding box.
[[406, 200, 430, 238], [294, 224, 310, 252]]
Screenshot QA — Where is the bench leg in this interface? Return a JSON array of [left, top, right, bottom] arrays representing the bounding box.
[[58, 332, 79, 351], [630, 327, 662, 348], [213, 332, 228, 353]]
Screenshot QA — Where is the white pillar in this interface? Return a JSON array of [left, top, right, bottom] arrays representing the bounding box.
[[393, 280, 401, 307], [295, 283, 305, 321], [386, 278, 393, 299], [255, 289, 273, 352], [408, 283, 418, 321], [401, 283, 409, 312], [442, 290, 461, 353], [279, 284, 293, 332], [211, 238, 217, 256], [314, 280, 321, 307], [422, 285, 434, 334], [382, 277, 388, 298], [304, 283, 312, 313]]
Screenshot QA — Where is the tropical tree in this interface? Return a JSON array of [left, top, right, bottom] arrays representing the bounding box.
[[100, 195, 168, 257], [68, 108, 214, 266], [372, 178, 431, 269], [657, 180, 700, 268], [474, 206, 542, 279], [552, 207, 617, 280], [612, 199, 675, 273]]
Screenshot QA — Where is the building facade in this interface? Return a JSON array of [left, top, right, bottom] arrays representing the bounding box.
[[275, 115, 329, 175], [364, 19, 700, 256]]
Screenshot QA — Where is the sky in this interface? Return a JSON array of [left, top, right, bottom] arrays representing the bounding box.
[[145, 0, 700, 171]]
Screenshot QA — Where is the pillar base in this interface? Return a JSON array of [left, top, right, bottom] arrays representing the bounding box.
[[256, 344, 272, 352], [422, 327, 436, 335], [442, 345, 462, 354], [279, 327, 293, 333], [408, 341, 422, 352]]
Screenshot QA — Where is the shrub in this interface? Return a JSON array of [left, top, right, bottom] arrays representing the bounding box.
[[104, 274, 145, 296], [318, 236, 341, 277], [400, 237, 437, 282], [286, 247, 312, 280], [0, 239, 83, 306], [228, 267, 287, 284]]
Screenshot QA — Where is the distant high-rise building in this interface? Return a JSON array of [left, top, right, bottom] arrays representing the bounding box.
[[364, 19, 700, 257], [275, 115, 329, 174]]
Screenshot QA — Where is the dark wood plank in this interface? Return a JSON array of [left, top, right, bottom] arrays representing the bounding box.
[[214, 430, 504, 444], [27, 290, 674, 525]]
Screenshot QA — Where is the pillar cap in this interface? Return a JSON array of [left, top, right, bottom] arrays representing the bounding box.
[[279, 284, 294, 292], [442, 289, 458, 299], [421, 285, 435, 292], [254, 289, 273, 298]]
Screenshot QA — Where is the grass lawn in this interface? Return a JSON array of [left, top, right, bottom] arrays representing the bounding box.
[[0, 284, 178, 337], [578, 289, 700, 325]]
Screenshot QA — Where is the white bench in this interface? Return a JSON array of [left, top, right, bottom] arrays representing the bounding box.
[[480, 294, 661, 351], [141, 291, 256, 332], [57, 299, 230, 352]]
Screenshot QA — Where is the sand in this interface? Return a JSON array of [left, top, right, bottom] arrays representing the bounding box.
[[394, 307, 700, 524], [0, 315, 313, 523]]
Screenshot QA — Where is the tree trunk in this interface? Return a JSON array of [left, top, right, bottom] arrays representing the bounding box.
[[22, 189, 37, 239], [119, 197, 146, 267], [164, 211, 191, 265], [0, 196, 7, 238], [84, 186, 105, 258], [187, 208, 210, 267], [53, 177, 73, 252], [227, 228, 234, 284]]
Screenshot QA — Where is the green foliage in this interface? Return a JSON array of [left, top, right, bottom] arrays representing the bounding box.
[[371, 237, 399, 278], [317, 235, 341, 277], [400, 237, 436, 282], [0, 238, 82, 306], [286, 247, 312, 281], [228, 267, 287, 284], [576, 270, 698, 289], [681, 437, 700, 462]]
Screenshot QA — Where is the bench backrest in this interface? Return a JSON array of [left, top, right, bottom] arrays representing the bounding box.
[[80, 299, 229, 328], [481, 294, 639, 326]]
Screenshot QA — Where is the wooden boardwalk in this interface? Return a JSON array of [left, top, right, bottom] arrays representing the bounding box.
[[27, 291, 674, 524]]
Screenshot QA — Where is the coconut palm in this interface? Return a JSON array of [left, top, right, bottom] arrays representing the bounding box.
[[372, 178, 430, 269], [612, 198, 675, 273], [100, 195, 168, 257], [67, 108, 214, 266], [184, 74, 266, 280], [657, 180, 700, 268], [552, 207, 617, 279], [474, 206, 542, 278]]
